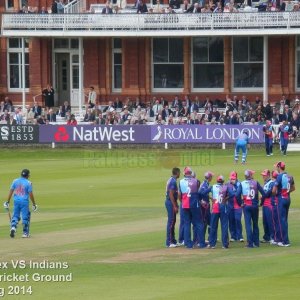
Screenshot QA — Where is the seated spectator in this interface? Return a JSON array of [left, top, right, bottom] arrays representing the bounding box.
[[0, 110, 10, 123], [114, 97, 123, 109], [103, 100, 115, 113], [102, 1, 113, 14], [61, 101, 71, 117], [47, 109, 57, 122], [137, 0, 148, 13], [167, 114, 174, 125], [32, 102, 42, 119], [145, 102, 154, 118], [187, 2, 201, 13], [83, 108, 95, 122], [170, 0, 181, 9], [8, 114, 17, 125], [182, 0, 191, 12], [213, 2, 223, 12], [40, 6, 48, 14], [14, 107, 23, 124], [156, 114, 165, 125], [162, 105, 172, 121], [67, 114, 77, 125], [37, 115, 47, 125], [121, 108, 131, 124], [0, 101, 6, 114], [51, 0, 58, 14]]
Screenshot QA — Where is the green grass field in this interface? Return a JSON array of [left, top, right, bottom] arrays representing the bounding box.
[[0, 147, 299, 300]]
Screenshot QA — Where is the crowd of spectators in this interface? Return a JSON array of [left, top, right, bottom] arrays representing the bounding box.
[[1, 94, 299, 140], [16, 0, 300, 15]]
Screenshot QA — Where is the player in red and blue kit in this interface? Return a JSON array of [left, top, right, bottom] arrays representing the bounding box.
[[270, 171, 281, 245], [236, 170, 265, 248], [272, 161, 295, 247], [207, 175, 229, 249], [179, 167, 205, 249], [165, 167, 181, 248], [263, 120, 275, 156], [4, 169, 37, 238], [227, 171, 244, 242], [260, 169, 275, 243], [198, 171, 214, 243], [278, 121, 291, 156]]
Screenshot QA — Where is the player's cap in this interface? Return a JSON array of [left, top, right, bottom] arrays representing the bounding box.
[[230, 171, 237, 180], [244, 170, 255, 177], [217, 175, 224, 183], [204, 171, 214, 179], [272, 170, 279, 178], [261, 169, 270, 176], [21, 169, 30, 178], [191, 171, 196, 178], [274, 161, 285, 170], [184, 166, 192, 176]]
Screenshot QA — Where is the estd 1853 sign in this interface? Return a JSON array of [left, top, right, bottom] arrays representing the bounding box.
[[0, 125, 39, 143]]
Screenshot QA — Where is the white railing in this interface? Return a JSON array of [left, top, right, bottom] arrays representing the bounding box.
[[2, 12, 300, 37], [64, 0, 87, 14]]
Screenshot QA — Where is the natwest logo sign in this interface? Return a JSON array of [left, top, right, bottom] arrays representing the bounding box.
[[0, 125, 39, 143], [39, 125, 150, 144]]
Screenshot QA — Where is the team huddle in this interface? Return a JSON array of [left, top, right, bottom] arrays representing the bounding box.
[[165, 161, 295, 249]]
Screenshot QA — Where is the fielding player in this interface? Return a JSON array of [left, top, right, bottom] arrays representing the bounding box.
[[260, 169, 275, 243], [227, 171, 244, 242], [198, 171, 214, 243], [4, 169, 37, 238], [278, 120, 291, 156], [234, 130, 249, 164], [207, 175, 229, 249], [236, 170, 265, 248], [165, 167, 180, 248], [179, 167, 205, 249], [272, 161, 295, 247], [262, 120, 275, 156], [270, 171, 281, 245]]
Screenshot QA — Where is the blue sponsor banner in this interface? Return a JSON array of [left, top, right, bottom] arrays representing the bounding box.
[[39, 125, 263, 144]]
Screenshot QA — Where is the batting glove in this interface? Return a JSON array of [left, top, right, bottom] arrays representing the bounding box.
[[3, 201, 9, 209], [32, 205, 38, 212]]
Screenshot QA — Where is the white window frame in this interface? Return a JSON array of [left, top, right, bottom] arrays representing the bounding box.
[[191, 37, 224, 93], [5, 0, 15, 10], [232, 36, 264, 92], [7, 38, 30, 92], [152, 38, 184, 93], [112, 38, 122, 93]]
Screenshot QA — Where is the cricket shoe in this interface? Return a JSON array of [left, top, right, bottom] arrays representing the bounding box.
[[206, 245, 215, 249], [239, 239, 244, 242], [284, 244, 291, 247], [10, 227, 16, 238], [168, 244, 177, 248], [22, 233, 30, 238], [270, 240, 278, 245], [277, 242, 285, 247], [260, 239, 269, 243], [176, 241, 184, 247]]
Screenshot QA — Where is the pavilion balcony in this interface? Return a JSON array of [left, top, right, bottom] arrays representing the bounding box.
[[2, 12, 300, 38]]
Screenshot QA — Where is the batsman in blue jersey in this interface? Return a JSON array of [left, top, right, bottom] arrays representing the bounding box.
[[4, 169, 37, 238], [236, 170, 265, 248], [272, 161, 295, 247], [165, 167, 181, 248], [234, 130, 249, 164]]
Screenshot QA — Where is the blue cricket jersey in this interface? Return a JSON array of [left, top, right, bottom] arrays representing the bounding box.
[[198, 179, 212, 203], [237, 179, 264, 206], [165, 176, 178, 202], [274, 172, 294, 199], [236, 132, 249, 146], [11, 177, 32, 202]]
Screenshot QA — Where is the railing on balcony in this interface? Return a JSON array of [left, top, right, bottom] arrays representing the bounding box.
[[64, 0, 87, 14], [2, 12, 300, 37]]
